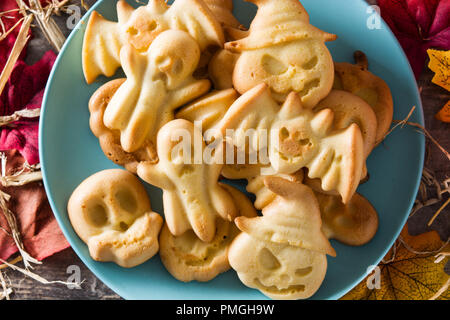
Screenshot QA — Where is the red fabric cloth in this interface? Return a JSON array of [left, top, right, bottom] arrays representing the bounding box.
[[378, 0, 450, 78], [0, 150, 69, 261]]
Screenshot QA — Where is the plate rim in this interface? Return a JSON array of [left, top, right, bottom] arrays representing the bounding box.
[[39, 0, 425, 300]]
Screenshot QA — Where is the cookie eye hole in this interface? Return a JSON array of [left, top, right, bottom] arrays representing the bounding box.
[[262, 54, 288, 75], [115, 189, 137, 213], [280, 127, 290, 140], [295, 267, 313, 277], [302, 56, 318, 70], [86, 202, 108, 227], [119, 221, 129, 231], [127, 27, 138, 36], [258, 248, 281, 270]]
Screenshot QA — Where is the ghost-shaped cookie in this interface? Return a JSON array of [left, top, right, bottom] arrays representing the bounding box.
[[217, 83, 364, 204], [103, 30, 210, 154], [137, 119, 237, 243], [82, 0, 224, 83], [225, 0, 336, 108]]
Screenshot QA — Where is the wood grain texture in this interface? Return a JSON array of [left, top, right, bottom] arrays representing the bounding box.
[[4, 0, 449, 300]]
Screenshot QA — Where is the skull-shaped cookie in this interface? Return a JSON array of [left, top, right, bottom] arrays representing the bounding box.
[[229, 177, 334, 300], [103, 30, 210, 153], [225, 0, 336, 108], [68, 169, 163, 268], [159, 183, 257, 282], [82, 0, 224, 83], [217, 83, 365, 204], [137, 119, 238, 243]]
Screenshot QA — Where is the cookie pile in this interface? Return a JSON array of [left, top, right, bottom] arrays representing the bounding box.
[[68, 0, 393, 300]]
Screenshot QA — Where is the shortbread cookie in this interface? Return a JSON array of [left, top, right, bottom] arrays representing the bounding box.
[[203, 0, 241, 28], [229, 233, 327, 300], [68, 169, 163, 268], [137, 119, 237, 243], [236, 177, 335, 256], [246, 171, 304, 210], [175, 88, 238, 133], [225, 0, 336, 108], [103, 30, 210, 153], [89, 79, 157, 172], [159, 183, 257, 282], [315, 192, 379, 246], [315, 90, 377, 160], [208, 49, 239, 90], [82, 0, 224, 83], [334, 51, 393, 145], [217, 83, 364, 204], [229, 177, 334, 300]]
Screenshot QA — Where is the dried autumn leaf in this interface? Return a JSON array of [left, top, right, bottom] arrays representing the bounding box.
[[436, 100, 450, 123], [428, 49, 450, 92], [0, 150, 69, 261], [342, 224, 449, 300], [378, 0, 450, 78]]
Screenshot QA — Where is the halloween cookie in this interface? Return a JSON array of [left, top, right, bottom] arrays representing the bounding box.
[[229, 177, 334, 300], [175, 88, 238, 134], [208, 49, 239, 90], [159, 183, 257, 282], [203, 0, 241, 28], [217, 83, 365, 204], [103, 30, 210, 153], [334, 51, 393, 145], [137, 119, 237, 242], [68, 169, 163, 268], [315, 192, 379, 246], [246, 171, 304, 210], [82, 0, 224, 83], [89, 78, 158, 171], [225, 0, 336, 108]]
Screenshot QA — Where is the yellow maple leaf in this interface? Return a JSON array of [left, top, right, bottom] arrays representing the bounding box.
[[342, 225, 449, 300], [427, 49, 450, 92], [435, 100, 450, 123]]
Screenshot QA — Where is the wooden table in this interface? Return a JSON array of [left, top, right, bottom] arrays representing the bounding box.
[[3, 0, 449, 300]]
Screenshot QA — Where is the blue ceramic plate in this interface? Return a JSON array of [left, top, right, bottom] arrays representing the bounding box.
[[40, 0, 425, 300]]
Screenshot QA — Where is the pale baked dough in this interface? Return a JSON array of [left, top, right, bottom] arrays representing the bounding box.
[[68, 169, 163, 268], [159, 183, 257, 282]]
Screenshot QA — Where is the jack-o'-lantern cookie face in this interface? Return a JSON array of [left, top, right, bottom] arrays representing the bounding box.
[[137, 119, 238, 242], [159, 184, 257, 282], [229, 233, 328, 300], [226, 0, 336, 108], [229, 177, 334, 300], [68, 169, 163, 268]]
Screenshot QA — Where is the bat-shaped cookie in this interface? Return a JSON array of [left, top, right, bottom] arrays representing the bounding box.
[[217, 83, 364, 204]]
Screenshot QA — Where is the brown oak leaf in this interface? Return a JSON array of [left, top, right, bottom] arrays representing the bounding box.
[[342, 224, 449, 300]]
